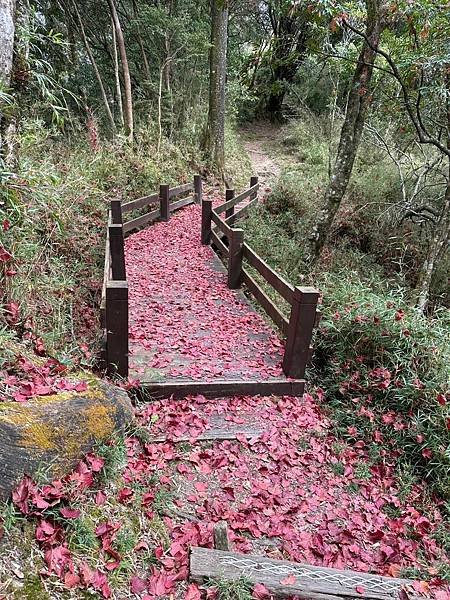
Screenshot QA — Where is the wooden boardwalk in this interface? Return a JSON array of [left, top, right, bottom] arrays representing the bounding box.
[[125, 204, 305, 397], [101, 176, 320, 398]]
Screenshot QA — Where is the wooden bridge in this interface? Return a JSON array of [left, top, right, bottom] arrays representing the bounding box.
[[100, 176, 320, 399]]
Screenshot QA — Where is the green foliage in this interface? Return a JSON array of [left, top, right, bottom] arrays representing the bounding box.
[[206, 577, 254, 600], [314, 275, 450, 498]]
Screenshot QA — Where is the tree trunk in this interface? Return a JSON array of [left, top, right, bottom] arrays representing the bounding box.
[[132, 0, 150, 82], [414, 181, 450, 312], [72, 1, 116, 135], [0, 0, 16, 162], [107, 0, 133, 140], [203, 0, 228, 176], [111, 16, 124, 128], [414, 66, 450, 312], [309, 0, 386, 259]]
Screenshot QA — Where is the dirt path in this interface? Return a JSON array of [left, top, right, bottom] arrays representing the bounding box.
[[241, 122, 282, 190]]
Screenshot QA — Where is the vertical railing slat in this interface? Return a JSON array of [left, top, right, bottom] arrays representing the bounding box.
[[228, 228, 244, 289], [282, 287, 320, 379], [160, 184, 170, 222]]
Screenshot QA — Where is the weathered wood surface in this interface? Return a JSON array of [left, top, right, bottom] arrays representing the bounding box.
[[227, 228, 244, 289], [123, 208, 160, 234], [241, 269, 289, 335], [190, 548, 420, 600], [138, 379, 305, 400], [243, 243, 294, 303], [121, 192, 159, 214], [106, 281, 129, 377], [160, 184, 170, 222], [213, 522, 231, 551], [169, 182, 194, 198], [211, 229, 229, 258], [215, 183, 259, 213], [148, 413, 264, 443], [0, 378, 133, 500], [170, 195, 195, 212], [201, 199, 213, 245], [225, 196, 258, 225], [211, 209, 233, 237], [283, 287, 319, 379], [109, 223, 126, 280]]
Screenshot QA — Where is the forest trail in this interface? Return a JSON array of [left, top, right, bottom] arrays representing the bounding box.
[[241, 122, 282, 190]]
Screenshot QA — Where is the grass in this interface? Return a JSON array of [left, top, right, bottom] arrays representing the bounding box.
[[206, 576, 254, 600]]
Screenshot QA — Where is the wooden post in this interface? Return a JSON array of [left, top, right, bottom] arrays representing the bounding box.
[[228, 228, 244, 289], [160, 184, 170, 222], [250, 176, 259, 200], [110, 200, 123, 225], [201, 199, 213, 245], [282, 286, 320, 379], [194, 175, 203, 204], [225, 189, 235, 220], [109, 224, 126, 281], [106, 281, 129, 378]]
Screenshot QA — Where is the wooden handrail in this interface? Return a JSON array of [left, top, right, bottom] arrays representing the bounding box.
[[122, 192, 159, 214], [225, 197, 258, 226], [242, 243, 294, 304], [215, 183, 259, 214], [211, 210, 233, 237], [169, 182, 194, 198], [241, 269, 289, 334]]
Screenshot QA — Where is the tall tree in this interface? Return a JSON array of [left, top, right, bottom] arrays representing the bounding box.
[[203, 0, 228, 175], [70, 0, 116, 134], [256, 0, 311, 121], [0, 0, 16, 162], [107, 0, 133, 140], [309, 0, 387, 259]]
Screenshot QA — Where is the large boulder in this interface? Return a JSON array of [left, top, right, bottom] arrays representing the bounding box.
[[0, 376, 134, 500]]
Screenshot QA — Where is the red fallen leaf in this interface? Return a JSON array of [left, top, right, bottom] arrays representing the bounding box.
[[64, 572, 80, 588], [92, 570, 111, 598], [142, 491, 155, 506], [185, 583, 202, 599], [44, 545, 72, 577], [2, 219, 10, 231], [12, 476, 35, 514], [0, 244, 12, 261], [422, 448, 432, 459], [60, 507, 81, 519], [5, 301, 20, 324], [95, 490, 107, 505], [437, 393, 446, 406], [85, 453, 105, 473], [131, 575, 147, 594], [356, 586, 365, 594], [79, 561, 95, 585], [194, 482, 207, 493], [280, 575, 296, 585], [134, 540, 149, 552], [253, 583, 272, 599], [395, 310, 405, 321], [398, 590, 410, 600], [117, 487, 134, 504]]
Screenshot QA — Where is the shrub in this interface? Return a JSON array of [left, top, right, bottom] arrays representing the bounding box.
[[314, 275, 450, 498]]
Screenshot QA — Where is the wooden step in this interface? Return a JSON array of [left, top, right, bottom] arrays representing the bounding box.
[[138, 378, 305, 400], [190, 547, 421, 600]]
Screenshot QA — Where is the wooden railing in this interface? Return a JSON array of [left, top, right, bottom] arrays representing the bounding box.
[[201, 177, 320, 380], [100, 176, 203, 377]]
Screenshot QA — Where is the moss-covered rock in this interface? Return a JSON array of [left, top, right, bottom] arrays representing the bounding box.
[[0, 376, 133, 500]]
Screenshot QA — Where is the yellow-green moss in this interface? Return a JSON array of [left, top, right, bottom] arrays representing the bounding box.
[[85, 404, 115, 439]]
